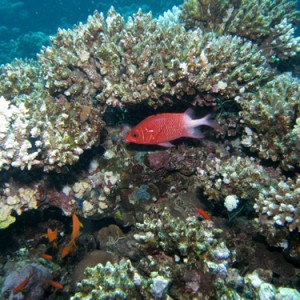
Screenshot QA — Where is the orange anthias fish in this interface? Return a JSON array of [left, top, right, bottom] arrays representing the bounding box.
[[71, 214, 82, 241], [13, 273, 32, 292], [47, 227, 58, 245], [61, 214, 82, 258], [61, 241, 76, 258], [126, 108, 220, 147], [38, 253, 53, 260], [196, 208, 212, 221], [47, 280, 63, 289]]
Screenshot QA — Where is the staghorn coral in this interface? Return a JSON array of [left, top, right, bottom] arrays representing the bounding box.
[[237, 73, 300, 170], [181, 0, 300, 61]]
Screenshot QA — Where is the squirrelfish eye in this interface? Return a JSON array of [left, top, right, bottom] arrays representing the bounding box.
[[132, 132, 139, 138]]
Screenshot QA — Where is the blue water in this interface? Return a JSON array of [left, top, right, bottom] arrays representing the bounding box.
[[0, 0, 181, 64]]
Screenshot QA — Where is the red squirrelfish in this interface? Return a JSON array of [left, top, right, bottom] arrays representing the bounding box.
[[126, 108, 220, 147]]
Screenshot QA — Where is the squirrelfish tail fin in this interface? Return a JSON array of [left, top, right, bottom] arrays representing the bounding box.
[[190, 114, 220, 131]]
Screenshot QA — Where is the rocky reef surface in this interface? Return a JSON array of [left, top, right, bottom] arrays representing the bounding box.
[[0, 0, 299, 299]]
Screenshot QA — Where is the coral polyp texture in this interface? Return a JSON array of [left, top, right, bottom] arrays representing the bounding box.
[[72, 209, 237, 299], [38, 7, 270, 107], [237, 73, 300, 170], [181, 0, 300, 61], [0, 1, 300, 298], [0, 60, 105, 171]]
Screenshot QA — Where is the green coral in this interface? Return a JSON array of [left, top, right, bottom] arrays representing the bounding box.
[[181, 0, 300, 61], [0, 59, 41, 99]]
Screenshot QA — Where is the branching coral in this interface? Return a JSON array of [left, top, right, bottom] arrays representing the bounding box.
[[181, 0, 300, 61], [0, 184, 38, 229], [38, 7, 270, 107], [72, 209, 238, 299], [71, 259, 150, 299], [0, 92, 104, 171], [0, 7, 272, 171], [195, 151, 300, 245], [195, 154, 281, 201], [254, 175, 300, 239], [0, 57, 105, 171], [237, 73, 300, 170]]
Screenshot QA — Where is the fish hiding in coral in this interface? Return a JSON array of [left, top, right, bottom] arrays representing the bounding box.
[[126, 109, 220, 147], [61, 214, 83, 258]]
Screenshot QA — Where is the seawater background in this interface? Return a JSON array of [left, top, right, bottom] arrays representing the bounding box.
[[0, 0, 181, 64]]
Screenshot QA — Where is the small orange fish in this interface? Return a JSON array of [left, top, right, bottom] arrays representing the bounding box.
[[47, 227, 58, 243], [126, 108, 220, 147], [38, 253, 53, 260], [71, 214, 82, 241], [61, 241, 76, 258], [196, 208, 212, 221], [47, 280, 63, 289], [13, 274, 32, 292]]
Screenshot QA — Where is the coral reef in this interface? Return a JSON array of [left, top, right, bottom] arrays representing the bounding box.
[[71, 259, 149, 299], [0, 184, 38, 229], [0, 2, 299, 299], [254, 175, 300, 241], [237, 73, 300, 170], [181, 0, 300, 61], [38, 7, 270, 106], [0, 58, 105, 171], [0, 7, 272, 172], [72, 209, 237, 299]]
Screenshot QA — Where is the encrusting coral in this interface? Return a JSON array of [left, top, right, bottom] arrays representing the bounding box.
[[181, 0, 300, 61]]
